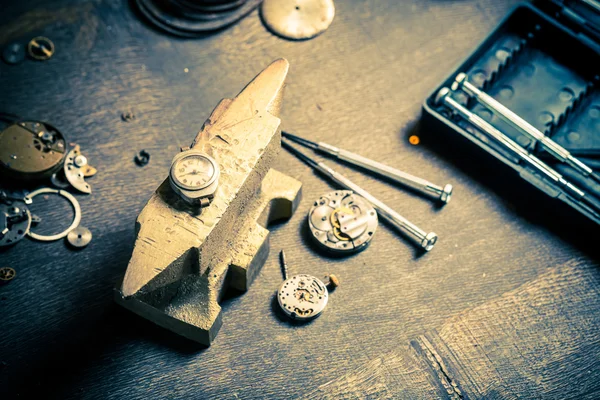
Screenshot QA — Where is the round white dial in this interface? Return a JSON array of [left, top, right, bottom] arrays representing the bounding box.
[[170, 154, 216, 191]]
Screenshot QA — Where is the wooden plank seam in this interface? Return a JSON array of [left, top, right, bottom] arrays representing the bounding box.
[[418, 336, 464, 400]]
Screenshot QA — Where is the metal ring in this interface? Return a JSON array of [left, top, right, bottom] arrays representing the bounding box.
[[26, 188, 81, 241]]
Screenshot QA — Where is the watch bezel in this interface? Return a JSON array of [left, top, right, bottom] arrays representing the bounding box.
[[169, 150, 219, 192]]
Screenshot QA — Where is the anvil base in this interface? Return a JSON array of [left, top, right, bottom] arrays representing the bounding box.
[[115, 168, 301, 345]]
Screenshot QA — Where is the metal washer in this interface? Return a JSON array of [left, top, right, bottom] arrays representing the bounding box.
[[277, 274, 329, 320], [261, 0, 335, 40]]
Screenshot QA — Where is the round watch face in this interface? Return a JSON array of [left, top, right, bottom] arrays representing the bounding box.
[[170, 153, 217, 191]]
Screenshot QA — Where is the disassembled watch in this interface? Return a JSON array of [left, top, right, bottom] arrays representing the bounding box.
[[0, 121, 67, 180], [277, 250, 337, 321], [169, 149, 220, 207], [308, 190, 378, 255], [0, 200, 32, 247]]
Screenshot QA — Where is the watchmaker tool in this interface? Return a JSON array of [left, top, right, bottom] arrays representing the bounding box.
[[0, 121, 67, 181], [308, 190, 378, 255], [452, 72, 600, 184], [283, 139, 438, 251], [261, 0, 335, 40], [283, 132, 453, 204], [277, 250, 331, 320], [0, 200, 32, 247], [434, 87, 600, 215], [26, 188, 82, 242], [115, 59, 302, 346]]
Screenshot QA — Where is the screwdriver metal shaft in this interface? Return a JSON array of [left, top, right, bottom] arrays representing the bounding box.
[[453, 73, 600, 184], [435, 87, 600, 215], [283, 139, 438, 251], [283, 131, 453, 204]]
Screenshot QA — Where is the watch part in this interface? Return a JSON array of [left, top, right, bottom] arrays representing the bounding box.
[[0, 121, 67, 180], [27, 37, 54, 61], [0, 201, 31, 247], [261, 0, 335, 40], [0, 267, 16, 283], [169, 149, 220, 206], [27, 188, 81, 242], [308, 190, 378, 254], [171, 153, 216, 190], [67, 226, 92, 248], [277, 274, 329, 320], [64, 145, 94, 194], [136, 0, 262, 37], [51, 170, 72, 189], [134, 150, 150, 166]]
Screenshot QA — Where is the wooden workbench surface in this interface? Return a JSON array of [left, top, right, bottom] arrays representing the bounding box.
[[1, 1, 599, 398]]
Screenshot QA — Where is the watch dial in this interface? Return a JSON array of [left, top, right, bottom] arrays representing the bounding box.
[[171, 154, 215, 190]]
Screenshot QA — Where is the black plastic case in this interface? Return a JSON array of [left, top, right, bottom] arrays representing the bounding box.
[[422, 0, 600, 225]]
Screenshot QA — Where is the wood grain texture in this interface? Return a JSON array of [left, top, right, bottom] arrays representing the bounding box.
[[301, 260, 600, 399], [1, 0, 598, 399]]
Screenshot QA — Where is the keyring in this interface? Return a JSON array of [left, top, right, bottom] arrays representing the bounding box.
[[27, 188, 81, 241]]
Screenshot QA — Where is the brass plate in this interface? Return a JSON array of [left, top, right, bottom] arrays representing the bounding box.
[[0, 122, 66, 179]]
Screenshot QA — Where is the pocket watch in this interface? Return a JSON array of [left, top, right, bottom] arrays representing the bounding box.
[[169, 149, 220, 207]]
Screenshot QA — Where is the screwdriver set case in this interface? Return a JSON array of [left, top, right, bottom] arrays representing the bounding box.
[[422, 0, 600, 225]]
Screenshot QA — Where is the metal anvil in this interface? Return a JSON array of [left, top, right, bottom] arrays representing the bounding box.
[[115, 59, 302, 345]]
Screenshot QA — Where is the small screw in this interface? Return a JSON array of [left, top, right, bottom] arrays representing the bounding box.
[[134, 150, 150, 166], [121, 111, 136, 122], [27, 37, 54, 61]]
